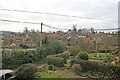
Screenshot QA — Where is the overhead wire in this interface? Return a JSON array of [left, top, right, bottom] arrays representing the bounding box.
[[0, 8, 119, 31], [0, 18, 119, 31], [0, 9, 117, 22], [43, 24, 72, 30], [0, 18, 71, 30]]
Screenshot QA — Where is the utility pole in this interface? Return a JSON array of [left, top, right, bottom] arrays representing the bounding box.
[[40, 23, 43, 47], [41, 23, 43, 33]]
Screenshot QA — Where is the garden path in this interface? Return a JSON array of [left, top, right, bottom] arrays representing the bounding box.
[[55, 70, 86, 78]]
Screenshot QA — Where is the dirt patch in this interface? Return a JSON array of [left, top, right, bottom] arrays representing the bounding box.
[[55, 70, 86, 78]]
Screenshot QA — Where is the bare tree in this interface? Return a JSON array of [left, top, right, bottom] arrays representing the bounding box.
[[24, 27, 29, 35]]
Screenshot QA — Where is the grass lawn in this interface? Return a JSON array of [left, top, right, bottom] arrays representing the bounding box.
[[0, 48, 2, 52], [14, 48, 26, 52], [88, 53, 112, 59], [67, 59, 71, 64], [34, 70, 68, 79]]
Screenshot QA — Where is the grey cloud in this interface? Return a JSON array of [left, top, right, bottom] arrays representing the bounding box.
[[0, 0, 118, 32]]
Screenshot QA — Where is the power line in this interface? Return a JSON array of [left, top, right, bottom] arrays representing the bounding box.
[[0, 18, 71, 30], [94, 28, 120, 31], [0, 19, 40, 24], [0, 9, 117, 22], [43, 24, 71, 30], [44, 24, 73, 28], [43, 24, 119, 31], [0, 18, 119, 31]]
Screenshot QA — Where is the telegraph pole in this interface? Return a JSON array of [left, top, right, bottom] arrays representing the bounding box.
[[40, 23, 43, 47], [41, 23, 43, 33]]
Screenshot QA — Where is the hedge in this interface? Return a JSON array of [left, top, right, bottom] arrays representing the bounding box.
[[46, 56, 65, 67], [70, 59, 106, 72], [76, 52, 89, 60], [70, 58, 120, 79], [14, 64, 38, 79], [72, 64, 82, 75]]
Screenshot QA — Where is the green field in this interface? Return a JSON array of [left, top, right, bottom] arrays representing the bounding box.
[[88, 53, 112, 59], [34, 70, 67, 79]]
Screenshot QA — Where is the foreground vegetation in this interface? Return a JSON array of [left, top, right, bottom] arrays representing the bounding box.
[[2, 33, 119, 79], [35, 70, 67, 79], [2, 38, 65, 69], [5, 49, 118, 80]]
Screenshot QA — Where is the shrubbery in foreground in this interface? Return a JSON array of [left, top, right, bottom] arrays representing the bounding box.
[[76, 52, 89, 60], [14, 64, 38, 80], [56, 51, 70, 59], [72, 64, 82, 75], [70, 58, 105, 72], [46, 56, 65, 67], [54, 51, 70, 63], [70, 58, 120, 79]]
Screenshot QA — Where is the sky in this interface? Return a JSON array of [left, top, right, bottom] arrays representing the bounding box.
[[0, 0, 119, 32]]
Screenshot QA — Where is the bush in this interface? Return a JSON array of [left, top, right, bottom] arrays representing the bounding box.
[[37, 40, 65, 57], [2, 50, 43, 69], [53, 51, 70, 64], [64, 51, 70, 58], [38, 64, 48, 72], [108, 64, 117, 71], [72, 64, 82, 75], [14, 64, 38, 80], [107, 64, 120, 79], [19, 44, 29, 49], [76, 52, 89, 60], [68, 46, 81, 56], [70, 59, 120, 79], [70, 59, 102, 72], [2, 49, 49, 69], [46, 56, 65, 67], [115, 67, 120, 79], [56, 51, 70, 59], [70, 59, 115, 73]]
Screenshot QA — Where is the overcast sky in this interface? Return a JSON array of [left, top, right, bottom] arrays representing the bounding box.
[[0, 0, 119, 32]]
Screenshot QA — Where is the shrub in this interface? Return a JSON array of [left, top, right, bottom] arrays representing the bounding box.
[[48, 65, 54, 70], [46, 56, 65, 67], [115, 68, 120, 79], [70, 59, 120, 79], [94, 53, 97, 57], [107, 64, 120, 79], [76, 52, 89, 60], [64, 51, 70, 58], [57, 51, 70, 59], [38, 64, 48, 72], [70, 59, 101, 72], [104, 58, 109, 63], [19, 44, 29, 49], [37, 40, 65, 57], [56, 53, 66, 58], [72, 64, 82, 75], [99, 64, 120, 79], [2, 50, 42, 69], [108, 64, 117, 71], [14, 64, 38, 80], [53, 51, 70, 64], [68, 46, 81, 56], [55, 53, 67, 64]]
